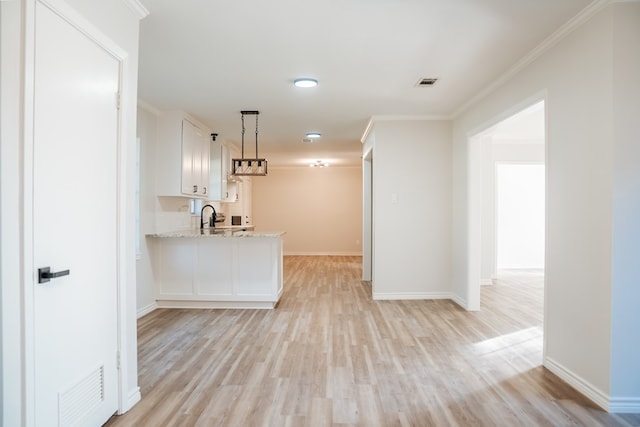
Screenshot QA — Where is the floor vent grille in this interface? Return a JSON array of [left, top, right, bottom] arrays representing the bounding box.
[[58, 365, 104, 427]]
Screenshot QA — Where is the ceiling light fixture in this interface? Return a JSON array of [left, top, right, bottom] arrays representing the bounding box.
[[232, 110, 267, 176], [310, 160, 329, 168], [305, 132, 321, 138], [294, 78, 318, 88]]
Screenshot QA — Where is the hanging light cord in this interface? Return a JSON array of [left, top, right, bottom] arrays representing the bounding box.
[[241, 112, 246, 160], [255, 113, 259, 160]]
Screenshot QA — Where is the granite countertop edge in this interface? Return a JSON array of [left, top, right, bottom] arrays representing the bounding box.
[[147, 229, 286, 238]]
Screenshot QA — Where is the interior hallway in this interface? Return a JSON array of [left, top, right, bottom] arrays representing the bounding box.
[[106, 257, 640, 426]]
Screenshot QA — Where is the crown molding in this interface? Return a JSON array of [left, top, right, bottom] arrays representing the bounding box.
[[360, 114, 451, 143], [137, 99, 161, 115], [451, 0, 612, 118], [122, 0, 149, 19], [369, 114, 450, 121]]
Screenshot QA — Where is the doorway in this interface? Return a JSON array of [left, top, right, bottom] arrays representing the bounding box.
[[468, 99, 546, 310]]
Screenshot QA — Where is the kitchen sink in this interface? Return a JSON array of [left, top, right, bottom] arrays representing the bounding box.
[[200, 228, 228, 235]]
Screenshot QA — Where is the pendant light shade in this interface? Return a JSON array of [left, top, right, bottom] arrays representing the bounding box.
[[232, 110, 268, 176]]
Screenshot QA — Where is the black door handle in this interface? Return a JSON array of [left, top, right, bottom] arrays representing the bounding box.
[[38, 266, 70, 283]]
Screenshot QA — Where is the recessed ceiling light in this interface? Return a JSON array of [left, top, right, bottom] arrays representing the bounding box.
[[294, 78, 318, 88], [306, 132, 321, 138]]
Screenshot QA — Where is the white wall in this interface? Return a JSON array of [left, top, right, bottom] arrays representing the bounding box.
[[0, 0, 146, 421], [252, 167, 363, 255], [136, 106, 159, 316], [609, 2, 640, 407], [366, 120, 452, 299], [1, 2, 22, 423], [452, 2, 640, 411]]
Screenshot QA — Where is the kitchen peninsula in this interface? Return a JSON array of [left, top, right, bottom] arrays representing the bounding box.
[[147, 228, 285, 309]]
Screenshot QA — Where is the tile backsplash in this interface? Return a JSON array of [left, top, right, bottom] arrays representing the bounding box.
[[153, 197, 243, 232]]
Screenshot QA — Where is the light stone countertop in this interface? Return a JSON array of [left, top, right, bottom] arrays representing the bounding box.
[[147, 228, 286, 238]]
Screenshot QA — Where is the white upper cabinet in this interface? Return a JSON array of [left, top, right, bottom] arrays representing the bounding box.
[[209, 137, 238, 202], [157, 111, 210, 198]]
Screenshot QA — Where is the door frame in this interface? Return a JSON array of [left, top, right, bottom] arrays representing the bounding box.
[[466, 92, 547, 312], [21, 0, 132, 422], [362, 147, 373, 282]]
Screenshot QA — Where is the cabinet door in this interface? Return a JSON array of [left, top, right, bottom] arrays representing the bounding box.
[[209, 138, 223, 201], [242, 177, 252, 224], [182, 119, 210, 197], [181, 119, 198, 195], [197, 130, 210, 196], [223, 146, 238, 202]]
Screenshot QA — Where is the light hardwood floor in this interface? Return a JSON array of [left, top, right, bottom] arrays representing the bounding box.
[[106, 257, 640, 426]]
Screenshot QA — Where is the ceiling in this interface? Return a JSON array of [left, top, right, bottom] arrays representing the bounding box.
[[138, 0, 592, 167]]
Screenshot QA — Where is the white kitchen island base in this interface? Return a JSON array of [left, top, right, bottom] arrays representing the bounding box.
[[148, 230, 285, 309]]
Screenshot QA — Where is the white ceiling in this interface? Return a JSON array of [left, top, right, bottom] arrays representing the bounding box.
[[138, 0, 592, 167]]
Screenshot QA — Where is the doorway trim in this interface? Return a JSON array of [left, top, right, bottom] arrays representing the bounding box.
[[466, 91, 547, 312], [362, 147, 373, 282]]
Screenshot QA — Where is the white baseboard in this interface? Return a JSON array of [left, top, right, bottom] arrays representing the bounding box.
[[284, 251, 363, 256], [480, 279, 493, 286], [544, 356, 609, 410], [372, 292, 452, 300], [156, 300, 277, 309], [451, 294, 469, 309], [119, 386, 141, 414], [136, 302, 157, 319], [608, 397, 640, 413]]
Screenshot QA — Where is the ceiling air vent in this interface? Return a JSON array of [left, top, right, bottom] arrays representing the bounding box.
[[416, 78, 438, 87]]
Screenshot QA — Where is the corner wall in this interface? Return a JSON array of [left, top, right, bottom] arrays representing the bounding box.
[[367, 120, 452, 299], [451, 2, 640, 411], [0, 0, 146, 421], [136, 106, 159, 317], [1, 2, 22, 424], [609, 2, 640, 410]]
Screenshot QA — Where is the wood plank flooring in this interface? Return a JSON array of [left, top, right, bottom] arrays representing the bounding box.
[[105, 257, 640, 426]]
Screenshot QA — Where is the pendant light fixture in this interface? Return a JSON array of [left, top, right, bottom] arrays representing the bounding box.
[[232, 110, 268, 176]]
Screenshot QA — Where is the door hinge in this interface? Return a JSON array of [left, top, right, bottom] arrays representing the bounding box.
[[116, 350, 121, 370], [116, 92, 121, 110]]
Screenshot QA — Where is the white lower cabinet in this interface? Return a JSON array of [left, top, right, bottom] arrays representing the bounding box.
[[150, 233, 284, 308]]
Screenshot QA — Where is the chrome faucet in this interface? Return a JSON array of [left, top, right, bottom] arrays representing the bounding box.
[[200, 204, 217, 229]]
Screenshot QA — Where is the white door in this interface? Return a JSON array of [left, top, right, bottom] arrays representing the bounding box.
[[32, 2, 120, 425]]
